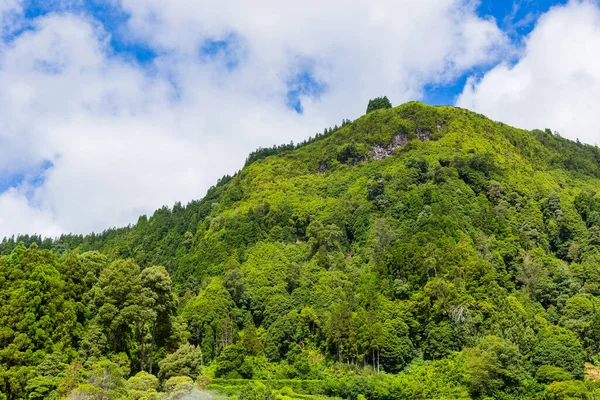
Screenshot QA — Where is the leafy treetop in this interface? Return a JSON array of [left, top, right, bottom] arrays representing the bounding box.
[[366, 96, 392, 113]]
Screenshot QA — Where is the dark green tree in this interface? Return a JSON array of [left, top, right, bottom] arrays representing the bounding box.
[[366, 96, 392, 113]]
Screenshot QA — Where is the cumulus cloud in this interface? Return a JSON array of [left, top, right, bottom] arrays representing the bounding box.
[[0, 0, 22, 35], [0, 188, 62, 237], [0, 1, 508, 236], [457, 0, 600, 144], [119, 0, 508, 111]]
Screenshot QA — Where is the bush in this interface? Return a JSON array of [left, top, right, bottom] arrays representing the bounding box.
[[127, 371, 160, 399], [164, 376, 194, 393], [238, 382, 275, 400]]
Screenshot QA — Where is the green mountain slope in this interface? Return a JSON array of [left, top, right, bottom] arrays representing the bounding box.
[[3, 102, 600, 399]]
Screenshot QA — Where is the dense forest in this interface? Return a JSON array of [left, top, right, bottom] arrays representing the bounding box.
[[3, 101, 600, 399]]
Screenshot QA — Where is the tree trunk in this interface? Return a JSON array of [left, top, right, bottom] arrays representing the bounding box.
[[372, 348, 375, 370], [149, 324, 156, 374], [139, 323, 145, 372]]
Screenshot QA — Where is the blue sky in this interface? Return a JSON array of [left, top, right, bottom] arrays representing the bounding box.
[[425, 0, 568, 105], [19, 0, 158, 62], [0, 0, 597, 236]]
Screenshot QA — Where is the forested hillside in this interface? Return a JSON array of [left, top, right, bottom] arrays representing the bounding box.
[[3, 102, 600, 399]]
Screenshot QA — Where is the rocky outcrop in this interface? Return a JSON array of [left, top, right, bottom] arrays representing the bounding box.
[[372, 134, 408, 161], [416, 128, 433, 142], [371, 129, 434, 161]]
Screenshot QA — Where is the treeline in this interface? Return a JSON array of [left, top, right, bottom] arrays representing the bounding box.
[[244, 119, 352, 167], [0, 245, 191, 398]]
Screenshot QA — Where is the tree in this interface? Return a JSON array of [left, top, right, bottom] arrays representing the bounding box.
[[559, 294, 594, 353], [368, 218, 396, 266], [544, 380, 588, 399], [240, 313, 261, 355], [139, 265, 179, 374], [264, 313, 298, 362], [380, 319, 415, 373], [0, 244, 77, 399], [463, 336, 524, 397], [25, 376, 58, 400], [214, 344, 253, 379], [535, 365, 573, 383], [56, 362, 84, 399], [68, 359, 128, 400], [127, 371, 159, 400], [366, 96, 392, 113], [25, 353, 68, 400], [88, 261, 180, 374], [423, 321, 458, 360], [183, 277, 235, 357], [158, 343, 203, 382], [163, 376, 195, 398], [90, 259, 143, 354], [327, 302, 354, 363], [532, 326, 585, 379]]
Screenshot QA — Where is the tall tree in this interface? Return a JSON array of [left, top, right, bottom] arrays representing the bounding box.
[[366, 96, 392, 113]]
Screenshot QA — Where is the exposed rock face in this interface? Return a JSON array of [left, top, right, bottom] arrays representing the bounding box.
[[416, 128, 433, 142], [391, 133, 410, 147], [371, 130, 434, 161], [372, 134, 408, 161]]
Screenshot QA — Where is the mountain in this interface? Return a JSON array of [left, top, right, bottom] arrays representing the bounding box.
[[2, 102, 600, 399]]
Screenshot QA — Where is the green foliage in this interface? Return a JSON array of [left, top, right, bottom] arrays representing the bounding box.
[[544, 380, 588, 399], [238, 382, 275, 400], [244, 119, 352, 167], [215, 344, 254, 379], [158, 343, 203, 382], [26, 376, 59, 400], [6, 102, 600, 399], [366, 96, 392, 113], [183, 277, 235, 360], [163, 375, 196, 397], [535, 365, 573, 384], [533, 326, 585, 379], [127, 371, 160, 400], [66, 359, 129, 399], [337, 143, 367, 165], [463, 336, 524, 397]]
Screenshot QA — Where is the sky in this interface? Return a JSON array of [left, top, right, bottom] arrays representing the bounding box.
[[0, 0, 598, 237]]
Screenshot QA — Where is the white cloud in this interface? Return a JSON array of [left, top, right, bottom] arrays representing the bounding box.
[[0, 188, 63, 237], [0, 0, 22, 35], [457, 0, 600, 144], [0, 0, 20, 16], [0, 1, 508, 236], [119, 0, 508, 110]]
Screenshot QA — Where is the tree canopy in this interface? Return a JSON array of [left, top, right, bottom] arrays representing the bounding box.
[[366, 96, 392, 113]]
